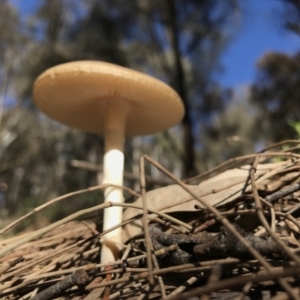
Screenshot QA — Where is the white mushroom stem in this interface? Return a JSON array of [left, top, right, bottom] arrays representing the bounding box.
[[33, 60, 185, 264], [99, 100, 129, 263]]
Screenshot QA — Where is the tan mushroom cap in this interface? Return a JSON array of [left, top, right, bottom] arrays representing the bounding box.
[[33, 61, 184, 136]]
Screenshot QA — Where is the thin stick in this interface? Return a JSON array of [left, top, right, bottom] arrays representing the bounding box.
[[200, 265, 221, 300], [0, 201, 192, 259], [249, 156, 298, 299], [261, 140, 300, 152], [186, 151, 300, 183], [266, 183, 300, 203], [83, 276, 105, 300], [150, 237, 166, 298], [140, 155, 154, 286], [0, 184, 140, 235], [259, 198, 276, 233], [71, 159, 172, 185], [166, 266, 300, 300], [109, 281, 146, 299], [165, 276, 201, 299], [236, 281, 253, 300]]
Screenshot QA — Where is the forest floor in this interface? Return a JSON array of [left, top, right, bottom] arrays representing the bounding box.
[[1, 140, 300, 299]]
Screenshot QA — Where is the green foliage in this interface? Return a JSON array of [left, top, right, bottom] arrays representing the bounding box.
[[289, 121, 300, 138], [249, 1, 300, 146], [250, 52, 300, 144]]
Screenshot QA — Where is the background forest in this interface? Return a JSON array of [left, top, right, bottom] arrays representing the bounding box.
[[0, 0, 299, 224]]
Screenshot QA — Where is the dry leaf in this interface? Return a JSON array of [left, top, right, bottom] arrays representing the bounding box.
[[122, 162, 283, 242]]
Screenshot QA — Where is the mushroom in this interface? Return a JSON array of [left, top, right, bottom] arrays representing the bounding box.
[[33, 61, 184, 263]]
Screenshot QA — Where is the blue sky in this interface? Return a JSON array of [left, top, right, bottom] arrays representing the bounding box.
[[13, 0, 300, 89], [219, 0, 300, 87]]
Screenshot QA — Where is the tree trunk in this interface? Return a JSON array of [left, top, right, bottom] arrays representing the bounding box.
[[167, 0, 197, 178]]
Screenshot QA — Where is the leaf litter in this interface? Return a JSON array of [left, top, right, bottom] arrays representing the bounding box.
[[1, 140, 300, 299]]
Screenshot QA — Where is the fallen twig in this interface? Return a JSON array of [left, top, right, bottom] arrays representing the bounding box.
[[30, 268, 89, 300]]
